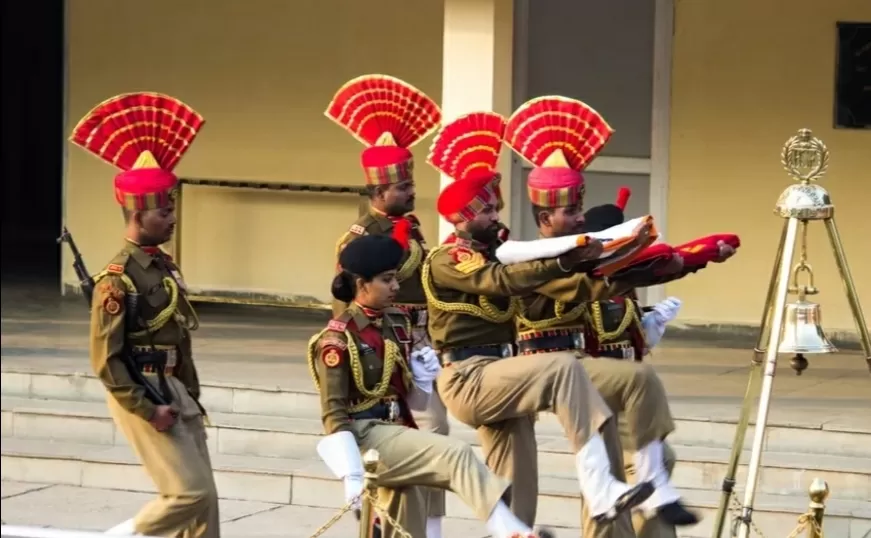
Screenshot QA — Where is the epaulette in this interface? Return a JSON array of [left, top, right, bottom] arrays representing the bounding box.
[[105, 251, 131, 275], [326, 310, 354, 333], [349, 224, 367, 236]]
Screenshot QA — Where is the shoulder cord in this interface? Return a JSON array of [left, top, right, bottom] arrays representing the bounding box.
[[395, 239, 423, 283], [421, 246, 519, 324], [306, 327, 411, 414], [515, 298, 587, 331], [585, 297, 643, 342], [93, 270, 180, 338]]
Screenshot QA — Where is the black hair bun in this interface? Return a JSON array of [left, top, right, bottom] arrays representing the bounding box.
[[330, 271, 355, 303]]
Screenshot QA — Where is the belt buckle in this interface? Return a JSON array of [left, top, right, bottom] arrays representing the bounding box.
[[387, 400, 400, 422], [622, 347, 635, 360], [165, 349, 178, 368], [571, 332, 585, 350], [499, 344, 512, 358]]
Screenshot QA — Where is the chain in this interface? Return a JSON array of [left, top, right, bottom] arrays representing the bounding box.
[[306, 491, 413, 538], [728, 493, 768, 538], [307, 495, 360, 538]]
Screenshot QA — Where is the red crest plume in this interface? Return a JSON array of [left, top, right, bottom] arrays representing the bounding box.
[[504, 96, 614, 170], [325, 74, 441, 149], [391, 218, 412, 250], [427, 112, 507, 180], [615, 187, 631, 211], [70, 92, 205, 171]]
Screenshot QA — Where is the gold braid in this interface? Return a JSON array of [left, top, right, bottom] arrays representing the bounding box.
[[585, 298, 641, 342], [421, 246, 519, 323], [395, 239, 423, 283], [93, 271, 181, 337], [515, 299, 587, 331], [306, 328, 410, 414]]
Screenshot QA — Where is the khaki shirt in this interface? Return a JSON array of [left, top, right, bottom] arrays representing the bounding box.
[[516, 275, 634, 336], [332, 209, 428, 316], [423, 231, 572, 350], [89, 241, 201, 421], [308, 304, 413, 437]]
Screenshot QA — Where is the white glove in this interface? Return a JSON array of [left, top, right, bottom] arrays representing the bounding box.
[[642, 311, 668, 349], [316, 431, 364, 509], [410, 346, 441, 390], [652, 297, 682, 323]]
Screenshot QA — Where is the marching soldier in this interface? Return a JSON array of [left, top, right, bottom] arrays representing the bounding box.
[[309, 234, 554, 538], [502, 97, 703, 536], [70, 93, 219, 537], [324, 74, 450, 537], [578, 187, 739, 538], [423, 114, 657, 529]]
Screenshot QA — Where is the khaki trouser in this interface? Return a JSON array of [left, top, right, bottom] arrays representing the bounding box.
[[350, 419, 508, 538], [107, 375, 220, 538], [410, 382, 450, 518], [437, 351, 612, 526], [575, 359, 676, 538]]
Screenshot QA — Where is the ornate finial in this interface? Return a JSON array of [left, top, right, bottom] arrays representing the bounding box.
[[375, 132, 397, 146], [132, 150, 161, 170], [543, 148, 570, 168], [781, 129, 829, 184], [808, 478, 830, 505]]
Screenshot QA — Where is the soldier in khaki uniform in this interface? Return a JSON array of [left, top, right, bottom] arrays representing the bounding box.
[[309, 234, 554, 538], [70, 93, 219, 537], [324, 74, 451, 537], [499, 97, 703, 536], [423, 116, 657, 528], [576, 189, 738, 537]]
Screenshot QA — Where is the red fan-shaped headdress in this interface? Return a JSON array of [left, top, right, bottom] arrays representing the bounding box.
[[429, 112, 507, 222], [325, 74, 441, 186], [70, 92, 205, 211], [505, 96, 613, 208]]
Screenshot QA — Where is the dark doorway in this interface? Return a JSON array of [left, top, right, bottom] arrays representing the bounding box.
[[1, 0, 65, 285]]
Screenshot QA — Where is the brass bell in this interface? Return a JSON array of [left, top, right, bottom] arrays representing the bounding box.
[[778, 299, 838, 355], [777, 263, 837, 374]]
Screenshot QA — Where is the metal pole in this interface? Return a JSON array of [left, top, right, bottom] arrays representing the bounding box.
[[358, 449, 380, 538], [823, 217, 871, 371], [711, 220, 790, 537], [806, 478, 830, 538], [735, 216, 801, 538]]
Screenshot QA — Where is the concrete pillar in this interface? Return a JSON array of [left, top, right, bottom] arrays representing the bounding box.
[[438, 0, 514, 243]]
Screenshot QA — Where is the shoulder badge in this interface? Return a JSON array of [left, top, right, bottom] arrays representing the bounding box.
[[327, 319, 348, 332], [106, 263, 125, 274], [450, 247, 486, 274], [98, 281, 125, 316], [321, 347, 343, 368], [350, 224, 366, 236]]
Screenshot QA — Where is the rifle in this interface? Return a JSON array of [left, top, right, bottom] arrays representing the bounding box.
[[58, 226, 170, 406]]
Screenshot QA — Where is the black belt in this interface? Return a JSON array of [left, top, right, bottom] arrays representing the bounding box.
[[440, 344, 513, 365], [349, 400, 404, 422], [517, 333, 585, 355]]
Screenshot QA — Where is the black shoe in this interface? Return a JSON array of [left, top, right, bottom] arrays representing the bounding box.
[[657, 501, 700, 526], [593, 481, 655, 523]]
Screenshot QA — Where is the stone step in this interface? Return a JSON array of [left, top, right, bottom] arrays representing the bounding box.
[[3, 396, 870, 504], [2, 438, 869, 537], [3, 368, 869, 459]]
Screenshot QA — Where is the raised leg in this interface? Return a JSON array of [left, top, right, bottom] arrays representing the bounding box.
[[711, 217, 791, 538]]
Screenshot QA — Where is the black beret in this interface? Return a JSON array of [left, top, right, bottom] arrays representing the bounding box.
[[581, 204, 625, 233], [338, 235, 404, 279]]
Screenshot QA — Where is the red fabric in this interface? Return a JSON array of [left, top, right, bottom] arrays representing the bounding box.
[[350, 320, 417, 428], [527, 167, 584, 189], [615, 187, 631, 211], [390, 218, 412, 250], [114, 168, 178, 200], [675, 234, 741, 266], [361, 146, 413, 168], [436, 174, 495, 219]]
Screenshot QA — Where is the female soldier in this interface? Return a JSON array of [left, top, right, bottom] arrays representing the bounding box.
[[308, 234, 552, 538]]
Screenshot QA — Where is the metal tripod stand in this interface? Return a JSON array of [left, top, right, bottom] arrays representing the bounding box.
[[711, 129, 871, 537]]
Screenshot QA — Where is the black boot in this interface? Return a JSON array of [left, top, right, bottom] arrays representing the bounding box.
[[593, 481, 655, 523], [657, 501, 700, 526]]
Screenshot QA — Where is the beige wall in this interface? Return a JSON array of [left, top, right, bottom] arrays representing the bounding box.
[[668, 0, 870, 331], [64, 0, 444, 303]]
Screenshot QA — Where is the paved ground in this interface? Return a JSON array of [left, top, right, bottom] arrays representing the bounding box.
[[0, 480, 503, 537]]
